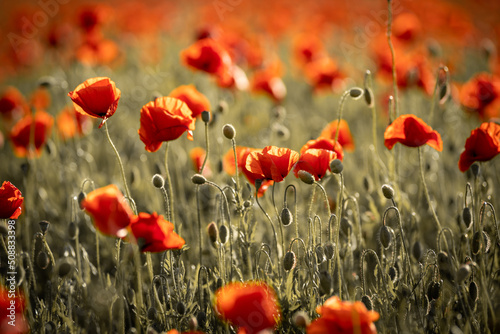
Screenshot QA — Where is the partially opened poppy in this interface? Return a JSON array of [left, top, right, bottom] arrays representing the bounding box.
[[300, 138, 344, 162], [138, 97, 196, 152], [246, 146, 299, 183], [307, 296, 379, 334], [384, 114, 443, 151], [294, 148, 337, 181], [10, 110, 54, 158], [458, 122, 500, 172], [0, 284, 28, 334], [319, 119, 355, 152], [169, 85, 211, 119], [215, 281, 281, 334], [459, 72, 500, 120], [129, 212, 184, 252], [80, 185, 133, 238], [0, 181, 24, 219], [68, 77, 121, 128]]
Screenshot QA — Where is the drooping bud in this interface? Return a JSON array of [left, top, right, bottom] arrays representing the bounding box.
[[191, 174, 207, 185], [219, 225, 229, 245], [283, 251, 297, 272], [292, 311, 310, 328], [152, 174, 165, 188], [382, 184, 394, 200], [329, 159, 343, 174], [361, 295, 373, 310], [281, 207, 293, 226], [456, 264, 471, 284], [201, 110, 211, 123], [298, 170, 315, 185], [462, 207, 472, 229], [222, 124, 236, 140], [207, 222, 218, 246], [349, 87, 364, 99], [379, 225, 393, 249]]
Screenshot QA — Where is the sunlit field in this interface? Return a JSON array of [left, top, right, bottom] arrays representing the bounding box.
[[1, 0, 500, 333]]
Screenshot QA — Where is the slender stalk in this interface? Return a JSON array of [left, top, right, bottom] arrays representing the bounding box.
[[200, 121, 210, 174], [314, 181, 332, 217], [164, 143, 175, 225], [334, 91, 351, 144], [418, 147, 442, 232], [232, 139, 240, 195], [196, 185, 202, 265], [335, 173, 344, 299], [387, 0, 399, 117], [104, 122, 131, 200]]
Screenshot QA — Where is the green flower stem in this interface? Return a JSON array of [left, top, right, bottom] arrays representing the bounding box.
[[418, 147, 443, 233], [164, 143, 175, 225], [314, 181, 332, 217], [196, 185, 202, 266], [335, 172, 344, 299], [104, 122, 131, 201], [334, 91, 351, 144], [200, 121, 209, 174], [231, 138, 240, 196], [387, 0, 399, 117]]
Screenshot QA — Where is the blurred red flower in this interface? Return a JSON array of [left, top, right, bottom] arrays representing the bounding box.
[[81, 185, 133, 238], [0, 284, 28, 334], [459, 73, 500, 120], [29, 87, 51, 111], [307, 296, 379, 334], [138, 97, 196, 152], [458, 122, 500, 172], [294, 148, 337, 181], [384, 114, 443, 151], [319, 119, 355, 152], [392, 12, 422, 42], [215, 281, 281, 334], [250, 64, 287, 102], [0, 181, 24, 219], [129, 212, 185, 253], [304, 57, 345, 92], [190, 147, 211, 177], [68, 77, 121, 128], [56, 106, 93, 140], [169, 85, 211, 119], [9, 110, 54, 158], [246, 146, 299, 183], [300, 138, 344, 162], [0, 87, 29, 121], [292, 34, 326, 68]]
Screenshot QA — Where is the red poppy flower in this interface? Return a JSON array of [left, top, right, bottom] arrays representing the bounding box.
[[304, 57, 345, 92], [250, 65, 286, 102], [169, 85, 211, 119], [138, 97, 196, 152], [319, 119, 355, 152], [216, 64, 249, 91], [0, 181, 24, 219], [300, 138, 344, 162], [56, 106, 93, 140], [384, 114, 443, 151], [0, 86, 29, 121], [223, 147, 272, 196], [180, 38, 233, 82], [292, 34, 326, 68], [458, 122, 500, 172], [307, 296, 379, 334], [129, 212, 185, 253], [68, 77, 121, 128], [0, 284, 28, 334], [29, 87, 51, 110], [80, 185, 133, 238], [245, 146, 299, 183], [10, 110, 54, 158], [76, 37, 120, 67], [459, 73, 500, 120], [190, 147, 212, 177], [392, 12, 422, 42], [215, 281, 281, 334], [294, 148, 337, 181]]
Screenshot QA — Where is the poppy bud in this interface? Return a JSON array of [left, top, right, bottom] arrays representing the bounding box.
[[471, 163, 480, 177], [363, 176, 373, 192], [456, 264, 471, 284], [462, 207, 472, 228], [201, 110, 211, 123], [58, 258, 75, 278], [152, 174, 165, 188], [197, 311, 207, 327], [412, 241, 423, 262], [207, 222, 218, 246], [379, 225, 393, 249], [438, 83, 449, 105], [217, 100, 228, 113], [427, 280, 442, 300], [39, 220, 50, 235], [292, 311, 310, 328], [254, 179, 263, 190], [38, 76, 57, 88], [364, 87, 374, 108], [298, 170, 315, 184], [437, 251, 451, 273], [361, 295, 374, 310], [340, 217, 352, 236], [472, 231, 482, 255], [329, 159, 343, 174], [191, 173, 207, 185], [315, 246, 326, 264], [283, 251, 296, 271], [222, 124, 236, 140], [219, 225, 229, 245], [176, 301, 186, 315], [382, 184, 394, 199], [281, 207, 293, 226], [188, 316, 198, 331], [483, 231, 491, 253], [389, 266, 398, 283], [243, 200, 252, 208], [469, 281, 478, 302], [349, 87, 364, 99], [68, 221, 78, 240], [324, 242, 335, 260], [147, 307, 158, 321], [37, 251, 50, 270], [77, 191, 86, 210], [275, 124, 290, 140]]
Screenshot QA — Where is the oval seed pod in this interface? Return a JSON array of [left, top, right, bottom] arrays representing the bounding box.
[[379, 225, 393, 249], [330, 159, 343, 174], [381, 184, 395, 200], [292, 311, 310, 328], [361, 295, 373, 310], [427, 280, 442, 300], [389, 266, 399, 283], [283, 251, 297, 272], [281, 207, 293, 226], [469, 281, 478, 302], [37, 251, 50, 270], [207, 222, 218, 247], [315, 245, 326, 264], [176, 301, 186, 315], [152, 174, 165, 188], [340, 217, 352, 236], [77, 191, 86, 210], [349, 87, 364, 99], [191, 174, 207, 185], [456, 264, 471, 284], [197, 311, 207, 327], [298, 170, 315, 185], [222, 124, 236, 140], [412, 241, 424, 262], [324, 242, 335, 260], [68, 221, 79, 240], [471, 231, 482, 255], [147, 307, 158, 321], [364, 87, 374, 108], [462, 207, 472, 229], [219, 225, 229, 245]]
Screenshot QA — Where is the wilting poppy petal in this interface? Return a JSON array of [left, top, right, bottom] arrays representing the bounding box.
[[0, 284, 28, 334], [0, 181, 24, 219], [129, 212, 184, 252], [68, 77, 121, 128], [319, 119, 355, 152], [246, 146, 299, 183], [459, 73, 500, 120], [81, 185, 133, 238], [458, 122, 500, 172], [300, 138, 344, 162], [294, 148, 337, 181], [9, 110, 54, 158], [138, 97, 196, 152], [215, 281, 281, 334], [169, 85, 211, 119], [384, 114, 443, 151], [307, 296, 379, 334]]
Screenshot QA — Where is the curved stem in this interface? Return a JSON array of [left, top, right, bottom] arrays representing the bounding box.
[[256, 189, 281, 281], [334, 91, 351, 144], [164, 143, 175, 225], [314, 181, 332, 217], [104, 122, 131, 200]]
